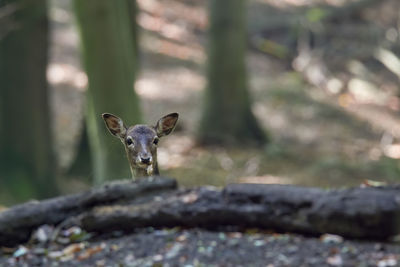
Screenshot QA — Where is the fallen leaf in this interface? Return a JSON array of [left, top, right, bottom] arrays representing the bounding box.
[[176, 234, 187, 242], [326, 254, 343, 266], [12, 246, 29, 258], [62, 226, 92, 242], [254, 240, 266, 247], [60, 254, 74, 262], [62, 242, 85, 256], [362, 179, 387, 187], [153, 254, 163, 261], [30, 224, 54, 243], [377, 255, 398, 267], [77, 243, 105, 261], [181, 193, 198, 203], [63, 226, 82, 237], [227, 232, 242, 239], [321, 234, 344, 244]]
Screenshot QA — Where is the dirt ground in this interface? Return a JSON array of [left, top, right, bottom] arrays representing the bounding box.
[[1, 227, 400, 267]]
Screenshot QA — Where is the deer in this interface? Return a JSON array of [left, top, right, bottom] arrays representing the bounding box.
[[102, 112, 179, 178]]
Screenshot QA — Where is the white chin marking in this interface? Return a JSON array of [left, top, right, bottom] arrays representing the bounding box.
[[146, 165, 153, 175]]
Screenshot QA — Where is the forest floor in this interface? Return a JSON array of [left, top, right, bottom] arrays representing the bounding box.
[[1, 1, 400, 266], [2, 228, 400, 267], [48, 0, 400, 195]]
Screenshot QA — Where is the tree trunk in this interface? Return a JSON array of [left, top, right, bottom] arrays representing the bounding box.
[[198, 0, 267, 145], [127, 0, 140, 72], [74, 0, 142, 184], [0, 0, 58, 202], [66, 123, 92, 183]]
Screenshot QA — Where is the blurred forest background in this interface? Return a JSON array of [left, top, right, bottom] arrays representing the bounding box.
[[0, 0, 400, 205]]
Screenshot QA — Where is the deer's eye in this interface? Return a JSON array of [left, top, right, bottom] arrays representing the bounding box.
[[153, 138, 159, 145], [126, 137, 134, 146]]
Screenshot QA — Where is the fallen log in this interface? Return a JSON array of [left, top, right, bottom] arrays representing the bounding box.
[[1, 180, 400, 247], [80, 184, 400, 240], [0, 177, 177, 246]]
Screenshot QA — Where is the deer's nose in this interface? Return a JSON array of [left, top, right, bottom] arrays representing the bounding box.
[[140, 156, 152, 164]]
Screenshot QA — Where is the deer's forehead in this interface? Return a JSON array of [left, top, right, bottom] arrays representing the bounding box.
[[127, 125, 156, 140]]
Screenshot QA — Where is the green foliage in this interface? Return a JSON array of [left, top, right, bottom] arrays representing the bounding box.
[[374, 157, 400, 180], [306, 7, 327, 23], [253, 37, 289, 59]]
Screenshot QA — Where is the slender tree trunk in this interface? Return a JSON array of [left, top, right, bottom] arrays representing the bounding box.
[[66, 123, 92, 183], [0, 0, 58, 201], [127, 0, 140, 72], [198, 0, 267, 145], [74, 0, 141, 184]]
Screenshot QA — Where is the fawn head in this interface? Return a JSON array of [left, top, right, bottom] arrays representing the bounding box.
[[102, 112, 179, 178]]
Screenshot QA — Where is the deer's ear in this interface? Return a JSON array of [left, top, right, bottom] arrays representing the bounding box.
[[102, 113, 127, 139], [155, 113, 179, 137]]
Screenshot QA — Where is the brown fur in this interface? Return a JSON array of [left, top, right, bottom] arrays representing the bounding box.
[[102, 113, 179, 179]]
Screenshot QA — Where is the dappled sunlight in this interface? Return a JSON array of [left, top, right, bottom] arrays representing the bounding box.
[[347, 78, 388, 105], [238, 174, 292, 184], [47, 0, 87, 170], [137, 0, 207, 29], [346, 105, 400, 139], [137, 0, 206, 64], [374, 48, 400, 80], [141, 34, 205, 64], [252, 0, 345, 8], [47, 63, 87, 91], [158, 135, 197, 170], [138, 12, 195, 44], [383, 144, 400, 159], [135, 79, 160, 99], [49, 6, 72, 23], [326, 78, 343, 94], [135, 68, 205, 100], [253, 103, 289, 132], [216, 152, 234, 171]]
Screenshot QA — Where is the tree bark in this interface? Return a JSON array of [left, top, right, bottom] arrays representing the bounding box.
[[198, 0, 267, 146], [127, 0, 140, 72], [74, 0, 142, 184], [0, 0, 58, 201], [80, 184, 400, 240], [0, 177, 177, 246], [1, 180, 400, 246]]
